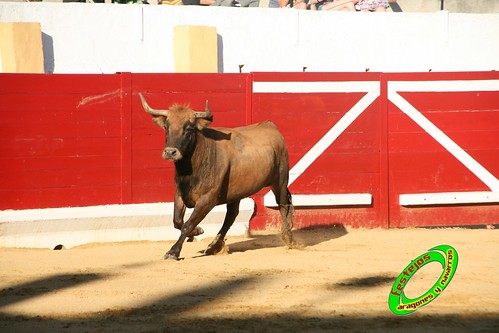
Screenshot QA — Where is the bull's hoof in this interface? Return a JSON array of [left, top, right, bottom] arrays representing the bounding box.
[[205, 241, 229, 256], [281, 230, 294, 247], [195, 226, 205, 236], [163, 252, 180, 261], [286, 240, 302, 250], [191, 226, 205, 237], [187, 226, 205, 242]]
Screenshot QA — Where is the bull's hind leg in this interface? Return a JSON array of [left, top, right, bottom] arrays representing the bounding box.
[[271, 184, 294, 247], [205, 200, 240, 255]]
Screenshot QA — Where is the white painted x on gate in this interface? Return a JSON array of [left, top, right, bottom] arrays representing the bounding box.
[[388, 80, 499, 206], [252, 81, 379, 207]]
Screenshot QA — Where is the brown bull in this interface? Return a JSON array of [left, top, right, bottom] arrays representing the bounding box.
[[139, 93, 294, 260]]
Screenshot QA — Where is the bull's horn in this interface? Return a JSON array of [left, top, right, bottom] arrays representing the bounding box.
[[193, 100, 213, 120], [139, 93, 168, 117]]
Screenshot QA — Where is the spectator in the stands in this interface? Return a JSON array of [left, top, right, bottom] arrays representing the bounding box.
[[299, 0, 389, 11], [178, 0, 216, 4], [285, 0, 354, 11], [278, 0, 313, 9], [176, 0, 389, 9], [211, 0, 259, 6], [355, 0, 389, 11], [289, 0, 308, 9]]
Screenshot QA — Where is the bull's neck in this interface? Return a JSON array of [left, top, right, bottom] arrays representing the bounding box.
[[174, 132, 209, 177]]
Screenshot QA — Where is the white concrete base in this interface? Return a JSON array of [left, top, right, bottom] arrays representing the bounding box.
[[0, 198, 253, 249]]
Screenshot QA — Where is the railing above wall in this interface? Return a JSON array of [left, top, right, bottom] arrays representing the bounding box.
[[1, 71, 498, 229]]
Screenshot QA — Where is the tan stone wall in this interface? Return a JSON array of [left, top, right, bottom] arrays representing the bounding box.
[[173, 25, 218, 73], [0, 22, 44, 73]]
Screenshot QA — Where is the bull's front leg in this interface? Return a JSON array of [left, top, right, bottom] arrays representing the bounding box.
[[165, 202, 214, 261], [205, 200, 240, 255], [173, 191, 204, 242]]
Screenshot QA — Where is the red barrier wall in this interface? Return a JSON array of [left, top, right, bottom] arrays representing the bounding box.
[[0, 73, 250, 211], [0, 74, 124, 209], [385, 72, 499, 227], [1, 72, 498, 228]]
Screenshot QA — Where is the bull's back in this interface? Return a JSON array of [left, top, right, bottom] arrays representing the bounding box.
[[203, 121, 288, 201], [211, 122, 286, 157], [204, 121, 288, 200], [237, 121, 285, 144], [209, 121, 285, 148]]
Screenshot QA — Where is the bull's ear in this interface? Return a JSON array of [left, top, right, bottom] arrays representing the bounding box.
[[196, 117, 212, 131], [152, 116, 166, 128]]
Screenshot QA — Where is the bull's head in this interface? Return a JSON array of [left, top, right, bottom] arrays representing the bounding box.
[[139, 93, 213, 161]]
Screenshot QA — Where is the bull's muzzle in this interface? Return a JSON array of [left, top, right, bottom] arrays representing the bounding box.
[[163, 147, 182, 161]]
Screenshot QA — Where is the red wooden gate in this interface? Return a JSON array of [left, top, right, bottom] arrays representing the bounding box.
[[385, 72, 499, 227], [250, 72, 386, 229], [1, 72, 498, 229]]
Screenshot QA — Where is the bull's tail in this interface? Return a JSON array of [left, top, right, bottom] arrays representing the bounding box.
[[286, 189, 294, 230]]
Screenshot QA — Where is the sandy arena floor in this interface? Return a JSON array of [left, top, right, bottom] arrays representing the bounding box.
[[0, 226, 498, 333]]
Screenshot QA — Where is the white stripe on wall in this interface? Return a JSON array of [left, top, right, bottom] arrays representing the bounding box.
[[388, 86, 499, 192], [400, 191, 499, 206], [389, 80, 499, 93], [264, 193, 372, 208], [252, 81, 380, 94]]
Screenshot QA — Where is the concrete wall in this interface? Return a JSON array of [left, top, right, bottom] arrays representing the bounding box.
[[0, 3, 498, 74]]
